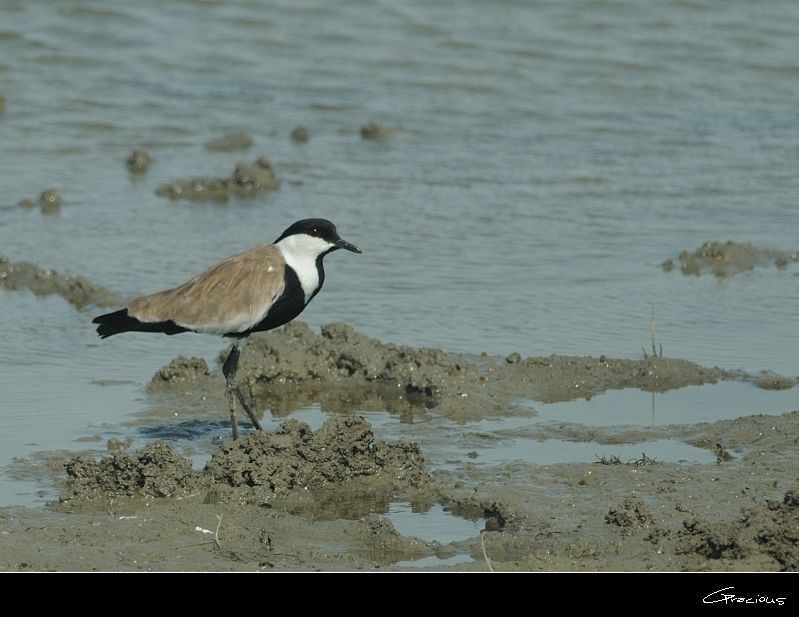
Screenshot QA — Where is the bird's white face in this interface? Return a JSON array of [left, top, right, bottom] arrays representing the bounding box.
[[276, 233, 337, 261], [276, 233, 337, 302]]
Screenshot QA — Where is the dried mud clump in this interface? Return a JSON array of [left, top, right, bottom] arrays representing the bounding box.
[[61, 442, 202, 504], [676, 518, 745, 560], [672, 488, 799, 570], [155, 157, 280, 202], [605, 496, 655, 534], [205, 415, 429, 498], [662, 241, 798, 277], [57, 416, 427, 514], [738, 489, 799, 570], [0, 257, 124, 309]]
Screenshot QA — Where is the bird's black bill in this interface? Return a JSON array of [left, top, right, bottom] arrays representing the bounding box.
[[335, 238, 362, 253]]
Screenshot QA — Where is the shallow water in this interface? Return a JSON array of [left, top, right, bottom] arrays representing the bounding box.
[[532, 380, 799, 427], [2, 1, 799, 505]]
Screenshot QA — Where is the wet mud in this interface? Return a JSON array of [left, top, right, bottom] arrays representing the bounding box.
[[1, 322, 797, 571], [58, 415, 426, 510], [2, 407, 797, 571], [221, 322, 734, 420], [0, 256, 124, 309], [155, 157, 280, 203], [662, 241, 799, 277]]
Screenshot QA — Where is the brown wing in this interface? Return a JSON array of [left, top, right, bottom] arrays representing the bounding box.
[[128, 245, 285, 334]]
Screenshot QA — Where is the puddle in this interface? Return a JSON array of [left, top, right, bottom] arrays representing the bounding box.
[[393, 553, 475, 569], [133, 404, 724, 473], [386, 502, 485, 544], [385, 501, 483, 569], [529, 380, 799, 427]]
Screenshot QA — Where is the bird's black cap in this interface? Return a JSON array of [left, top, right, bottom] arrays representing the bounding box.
[[275, 219, 361, 253]]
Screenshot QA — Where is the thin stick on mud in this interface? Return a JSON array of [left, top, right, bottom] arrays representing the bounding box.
[[480, 531, 494, 573], [214, 514, 223, 549]]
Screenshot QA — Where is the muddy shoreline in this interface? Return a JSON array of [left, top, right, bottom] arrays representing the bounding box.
[[1, 322, 797, 571]]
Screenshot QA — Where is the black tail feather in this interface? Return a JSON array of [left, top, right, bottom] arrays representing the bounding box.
[[93, 308, 189, 338]]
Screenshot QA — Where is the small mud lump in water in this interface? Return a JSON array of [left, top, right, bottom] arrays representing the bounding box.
[[155, 157, 281, 202], [663, 241, 799, 277], [206, 131, 253, 152], [126, 149, 152, 174], [39, 189, 61, 215], [361, 121, 388, 141], [291, 125, 310, 143]]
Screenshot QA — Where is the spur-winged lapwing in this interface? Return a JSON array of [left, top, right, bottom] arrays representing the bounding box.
[[93, 218, 361, 439]]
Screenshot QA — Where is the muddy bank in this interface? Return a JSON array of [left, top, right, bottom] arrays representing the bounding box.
[[0, 256, 124, 309], [433, 408, 799, 572], [662, 241, 798, 277], [2, 323, 796, 571], [2, 407, 798, 571], [145, 321, 735, 421], [155, 157, 280, 202]]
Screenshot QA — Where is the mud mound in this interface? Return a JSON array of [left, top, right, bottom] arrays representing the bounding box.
[[62, 442, 202, 504], [147, 356, 213, 392], [239, 322, 478, 415], [155, 157, 280, 202], [152, 322, 733, 419], [671, 488, 799, 570], [605, 496, 655, 534], [662, 241, 798, 277], [59, 416, 428, 512], [0, 256, 124, 309], [205, 415, 428, 497]]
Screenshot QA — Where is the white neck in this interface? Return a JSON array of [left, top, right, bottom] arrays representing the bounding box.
[[276, 234, 334, 303]]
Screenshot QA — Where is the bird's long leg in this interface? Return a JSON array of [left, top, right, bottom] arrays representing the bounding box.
[[222, 339, 263, 438], [222, 345, 240, 439]]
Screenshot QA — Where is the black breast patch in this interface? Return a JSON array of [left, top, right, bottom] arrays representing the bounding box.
[[239, 265, 310, 336]]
